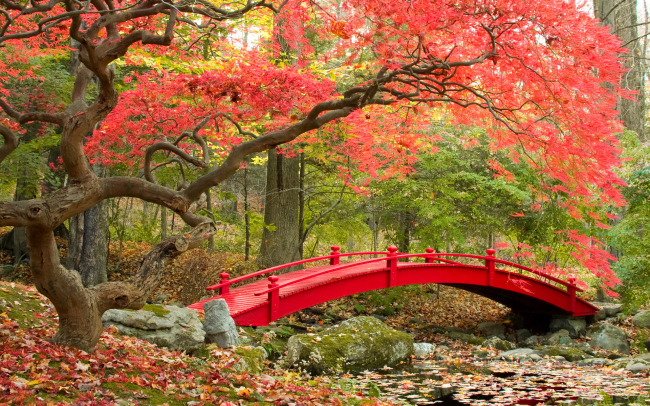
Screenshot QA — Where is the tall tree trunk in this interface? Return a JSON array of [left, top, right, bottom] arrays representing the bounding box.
[[259, 149, 301, 268], [65, 165, 109, 287], [594, 0, 646, 141], [244, 165, 251, 261]]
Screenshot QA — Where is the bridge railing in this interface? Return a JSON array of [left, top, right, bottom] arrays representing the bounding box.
[[252, 248, 581, 297], [205, 246, 391, 294], [207, 246, 580, 297]]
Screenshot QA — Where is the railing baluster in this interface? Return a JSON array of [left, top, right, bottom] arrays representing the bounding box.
[[267, 275, 280, 322], [387, 246, 398, 287], [425, 247, 435, 264], [485, 249, 496, 286], [568, 277, 577, 314], [329, 245, 340, 265], [219, 272, 230, 295]]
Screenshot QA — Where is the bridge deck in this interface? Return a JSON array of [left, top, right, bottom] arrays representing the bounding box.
[[190, 262, 386, 316]]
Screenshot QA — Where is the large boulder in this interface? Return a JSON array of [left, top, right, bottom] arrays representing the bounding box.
[[588, 323, 630, 355], [203, 299, 239, 348], [549, 317, 586, 338], [102, 304, 205, 353], [631, 310, 650, 328], [286, 316, 413, 374]]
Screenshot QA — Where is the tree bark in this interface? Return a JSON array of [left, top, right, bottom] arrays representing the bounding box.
[[27, 221, 215, 352], [259, 149, 301, 268], [66, 166, 109, 287], [594, 0, 646, 141]]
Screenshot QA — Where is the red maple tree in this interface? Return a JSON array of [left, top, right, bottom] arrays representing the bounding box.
[[0, 0, 627, 350]]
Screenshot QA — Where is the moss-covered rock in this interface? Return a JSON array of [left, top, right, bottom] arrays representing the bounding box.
[[446, 331, 486, 345], [483, 336, 515, 351], [535, 345, 589, 361], [286, 316, 413, 375], [632, 310, 650, 328], [231, 346, 268, 374]]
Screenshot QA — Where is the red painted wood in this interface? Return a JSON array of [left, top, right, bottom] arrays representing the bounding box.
[[188, 251, 599, 325]]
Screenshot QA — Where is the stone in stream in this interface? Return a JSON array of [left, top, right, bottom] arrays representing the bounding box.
[[549, 317, 586, 338], [497, 348, 543, 362], [483, 336, 515, 351], [476, 321, 506, 339], [413, 342, 436, 358], [547, 329, 573, 345], [286, 316, 413, 374], [587, 322, 630, 355]]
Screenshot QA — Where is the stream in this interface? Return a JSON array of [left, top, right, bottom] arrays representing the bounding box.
[[352, 358, 649, 405]]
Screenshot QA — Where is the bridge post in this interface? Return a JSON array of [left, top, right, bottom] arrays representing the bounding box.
[[568, 277, 577, 314], [485, 249, 496, 286], [219, 272, 230, 295], [425, 247, 435, 264], [267, 275, 280, 322], [387, 246, 398, 287], [330, 245, 341, 265]]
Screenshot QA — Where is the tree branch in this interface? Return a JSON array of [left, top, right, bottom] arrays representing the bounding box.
[[0, 123, 19, 163]]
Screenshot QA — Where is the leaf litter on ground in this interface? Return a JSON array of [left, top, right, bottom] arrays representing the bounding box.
[[0, 281, 393, 405]]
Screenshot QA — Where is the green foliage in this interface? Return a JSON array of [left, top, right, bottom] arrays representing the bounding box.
[[609, 132, 650, 306]]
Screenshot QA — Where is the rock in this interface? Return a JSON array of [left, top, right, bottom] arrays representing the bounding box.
[[588, 323, 630, 355], [497, 348, 543, 362], [631, 310, 650, 328], [645, 340, 650, 352], [102, 305, 205, 353], [594, 308, 607, 322], [547, 329, 573, 345], [536, 345, 589, 361], [477, 322, 506, 339], [578, 358, 612, 366], [515, 329, 532, 344], [231, 346, 268, 374], [483, 336, 515, 351], [446, 331, 485, 345], [523, 335, 546, 347], [413, 343, 436, 358], [286, 316, 413, 374], [603, 304, 623, 317], [203, 299, 239, 348], [550, 317, 586, 338], [626, 360, 650, 373]]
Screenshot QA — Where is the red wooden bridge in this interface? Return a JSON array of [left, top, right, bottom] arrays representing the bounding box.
[[188, 247, 599, 325]]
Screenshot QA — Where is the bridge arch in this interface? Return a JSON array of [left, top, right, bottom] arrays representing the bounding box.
[[189, 247, 598, 325]]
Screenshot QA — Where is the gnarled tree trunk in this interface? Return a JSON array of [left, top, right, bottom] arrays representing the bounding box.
[[27, 221, 215, 351]]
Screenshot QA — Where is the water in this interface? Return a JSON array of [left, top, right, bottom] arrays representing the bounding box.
[[353, 359, 649, 405]]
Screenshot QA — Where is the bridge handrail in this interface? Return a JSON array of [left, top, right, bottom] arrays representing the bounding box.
[[424, 253, 575, 289], [253, 252, 579, 297], [206, 250, 391, 291], [254, 255, 394, 296]]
